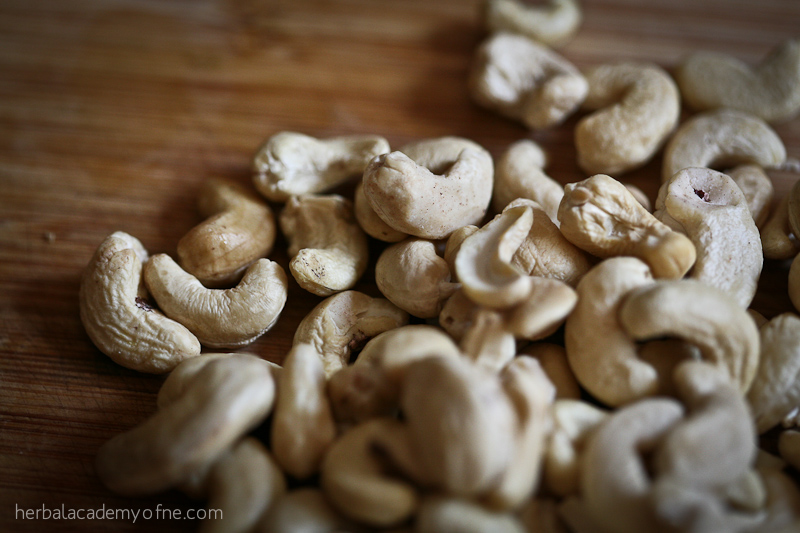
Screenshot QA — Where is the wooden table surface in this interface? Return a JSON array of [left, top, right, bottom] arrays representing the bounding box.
[[2, 0, 800, 531]]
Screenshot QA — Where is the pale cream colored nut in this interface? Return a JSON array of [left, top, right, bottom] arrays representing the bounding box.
[[362, 137, 494, 239], [256, 488, 366, 533], [619, 280, 760, 393], [252, 131, 390, 202], [505, 198, 592, 287], [655, 167, 763, 308], [177, 178, 276, 288], [444, 225, 479, 281], [401, 356, 516, 496], [575, 62, 680, 175], [95, 355, 275, 496], [354, 181, 407, 243], [468, 32, 587, 130], [320, 418, 419, 527], [747, 313, 800, 434], [558, 174, 696, 280], [483, 356, 555, 510], [779, 430, 800, 472], [271, 343, 336, 480], [280, 194, 369, 296], [491, 140, 564, 222], [79, 231, 201, 374], [581, 398, 684, 533], [438, 288, 480, 342], [356, 324, 462, 371], [676, 39, 800, 123], [376, 238, 459, 318], [483, 0, 581, 48], [293, 290, 409, 377], [727, 164, 774, 228], [459, 310, 518, 373], [416, 495, 526, 533], [661, 108, 786, 183], [520, 343, 581, 400], [762, 195, 800, 260], [791, 256, 800, 314], [543, 399, 608, 497], [143, 254, 288, 349]]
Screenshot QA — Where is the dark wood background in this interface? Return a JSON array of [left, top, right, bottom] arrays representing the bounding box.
[[2, 0, 799, 531]]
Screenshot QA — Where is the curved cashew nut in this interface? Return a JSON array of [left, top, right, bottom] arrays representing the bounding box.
[[575, 62, 680, 175], [520, 343, 581, 400], [354, 180, 407, 243], [655, 167, 763, 308], [661, 108, 786, 183], [362, 137, 494, 239], [95, 355, 275, 496], [491, 140, 564, 222], [280, 194, 369, 296], [469, 32, 587, 130], [483, 0, 581, 48], [619, 280, 760, 393], [747, 313, 800, 434], [177, 178, 276, 287], [256, 488, 366, 533], [79, 232, 200, 374], [144, 254, 288, 348], [582, 398, 684, 533], [558, 174, 696, 280], [375, 238, 459, 318], [676, 39, 800, 123], [320, 418, 419, 528], [293, 290, 409, 377], [416, 495, 526, 533], [271, 343, 336, 480], [252, 131, 389, 202]]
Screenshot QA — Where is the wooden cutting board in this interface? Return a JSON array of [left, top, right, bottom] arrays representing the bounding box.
[[2, 0, 799, 530]]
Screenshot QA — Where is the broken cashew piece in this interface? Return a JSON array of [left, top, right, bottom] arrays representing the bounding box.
[[575, 62, 680, 175], [280, 194, 369, 296], [79, 231, 200, 374], [469, 32, 587, 130], [558, 174, 696, 280], [676, 39, 800, 123], [483, 0, 581, 48], [144, 254, 288, 349], [252, 131, 389, 202], [177, 178, 276, 287]]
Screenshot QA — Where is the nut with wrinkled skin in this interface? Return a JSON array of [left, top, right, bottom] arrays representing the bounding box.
[[177, 178, 276, 287], [280, 194, 369, 296], [354, 181, 407, 243], [575, 62, 680, 175], [655, 167, 763, 308], [293, 290, 409, 377], [362, 137, 493, 240], [469, 33, 587, 130], [79, 231, 201, 374], [95, 355, 275, 496], [252, 131, 390, 202], [144, 254, 288, 349], [661, 108, 787, 183], [675, 39, 800, 123], [483, 0, 581, 48], [558, 174, 696, 280], [416, 495, 526, 533], [376, 238, 459, 318], [520, 343, 581, 400]]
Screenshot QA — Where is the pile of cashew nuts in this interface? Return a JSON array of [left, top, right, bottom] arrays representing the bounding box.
[[79, 0, 800, 531]]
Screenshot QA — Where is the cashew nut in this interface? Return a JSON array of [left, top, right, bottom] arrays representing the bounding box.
[[483, 0, 581, 48], [280, 194, 369, 296], [177, 178, 276, 287], [143, 254, 288, 348], [362, 137, 494, 239], [79, 231, 201, 374], [416, 495, 526, 533], [655, 167, 763, 308], [575, 62, 680, 175], [354, 180, 407, 243], [520, 343, 581, 400], [762, 194, 800, 260], [727, 164, 775, 228], [558, 174, 696, 279], [676, 39, 800, 123], [469, 32, 587, 130], [252, 131, 389, 202], [256, 488, 366, 533]]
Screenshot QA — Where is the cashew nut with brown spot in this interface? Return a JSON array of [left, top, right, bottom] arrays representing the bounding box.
[[177, 178, 276, 288], [676, 39, 800, 123], [483, 0, 581, 48], [469, 32, 587, 130], [575, 62, 680, 175], [558, 174, 696, 280], [280, 194, 369, 296], [252, 131, 389, 202], [79, 231, 201, 374], [144, 254, 288, 349]]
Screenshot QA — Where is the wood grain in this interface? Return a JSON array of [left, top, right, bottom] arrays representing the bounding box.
[[1, 0, 799, 531]]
